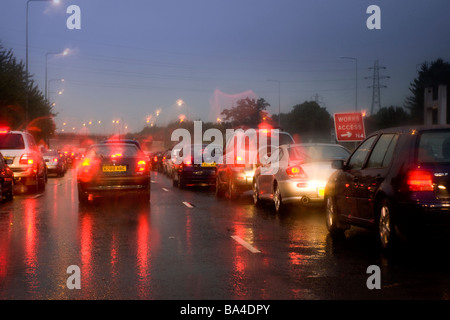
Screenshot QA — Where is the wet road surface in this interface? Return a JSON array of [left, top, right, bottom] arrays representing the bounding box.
[[1, 169, 450, 300]]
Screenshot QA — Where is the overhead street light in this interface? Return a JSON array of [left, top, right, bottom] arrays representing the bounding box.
[[45, 49, 69, 100]]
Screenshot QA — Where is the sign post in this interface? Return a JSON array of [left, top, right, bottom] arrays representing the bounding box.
[[334, 112, 366, 142]]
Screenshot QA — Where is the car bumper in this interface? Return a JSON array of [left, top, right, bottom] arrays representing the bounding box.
[[11, 167, 38, 185], [180, 169, 216, 186], [78, 176, 151, 195], [278, 180, 326, 204], [395, 201, 450, 233], [231, 169, 255, 191], [46, 164, 62, 172]]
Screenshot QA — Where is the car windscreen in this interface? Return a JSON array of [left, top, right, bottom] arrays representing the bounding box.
[[88, 144, 140, 158], [0, 133, 25, 150], [43, 151, 59, 157], [418, 131, 450, 163], [288, 145, 349, 162], [303, 145, 350, 161]]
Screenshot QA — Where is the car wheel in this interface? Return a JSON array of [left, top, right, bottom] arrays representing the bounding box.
[[5, 180, 13, 202], [252, 179, 261, 206], [377, 199, 397, 250], [38, 172, 46, 191], [273, 183, 284, 213], [28, 174, 39, 193], [77, 184, 89, 204], [325, 196, 346, 236], [226, 178, 238, 199], [172, 174, 178, 187], [215, 176, 225, 198], [178, 174, 185, 189]]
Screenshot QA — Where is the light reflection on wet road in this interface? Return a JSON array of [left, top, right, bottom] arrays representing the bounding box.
[[1, 169, 449, 299]]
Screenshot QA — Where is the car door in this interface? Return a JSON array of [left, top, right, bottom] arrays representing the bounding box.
[[357, 133, 399, 221], [335, 135, 378, 220], [257, 146, 283, 199]]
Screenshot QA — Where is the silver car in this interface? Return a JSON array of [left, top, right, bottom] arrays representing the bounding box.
[[253, 143, 351, 213]]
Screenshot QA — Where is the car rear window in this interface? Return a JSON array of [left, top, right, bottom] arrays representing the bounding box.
[[287, 145, 350, 162], [418, 131, 450, 163], [88, 144, 139, 157], [0, 133, 25, 149]]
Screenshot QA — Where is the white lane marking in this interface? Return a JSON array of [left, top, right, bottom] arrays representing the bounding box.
[[182, 201, 194, 208], [231, 235, 261, 253], [162, 188, 169, 192], [32, 194, 43, 199]]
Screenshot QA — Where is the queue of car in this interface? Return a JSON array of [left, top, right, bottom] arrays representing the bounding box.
[[2, 125, 450, 250]]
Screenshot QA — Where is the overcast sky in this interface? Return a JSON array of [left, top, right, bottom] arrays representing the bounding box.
[[1, 0, 450, 134]]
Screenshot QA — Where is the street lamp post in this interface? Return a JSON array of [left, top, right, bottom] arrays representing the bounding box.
[[267, 79, 281, 127], [340, 56, 358, 111], [26, 0, 60, 129], [45, 49, 69, 101]]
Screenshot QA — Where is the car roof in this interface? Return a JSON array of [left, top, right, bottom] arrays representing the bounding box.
[[288, 143, 347, 147], [369, 124, 450, 136], [91, 142, 140, 149], [100, 139, 142, 149]]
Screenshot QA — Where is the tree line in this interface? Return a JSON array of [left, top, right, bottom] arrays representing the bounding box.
[[0, 43, 55, 145]]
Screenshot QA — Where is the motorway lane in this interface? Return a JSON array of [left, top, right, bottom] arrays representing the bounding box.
[[1, 168, 450, 300]]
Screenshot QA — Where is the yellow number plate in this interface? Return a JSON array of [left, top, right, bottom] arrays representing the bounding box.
[[201, 162, 216, 167], [102, 165, 127, 172]]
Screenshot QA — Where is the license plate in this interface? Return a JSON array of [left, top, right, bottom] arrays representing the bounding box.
[[4, 157, 13, 164], [201, 162, 216, 167], [102, 165, 127, 172]]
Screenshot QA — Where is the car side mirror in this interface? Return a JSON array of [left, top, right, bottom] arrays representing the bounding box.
[[331, 159, 345, 170]]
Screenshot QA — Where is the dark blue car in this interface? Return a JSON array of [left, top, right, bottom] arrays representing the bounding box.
[[325, 125, 450, 249]]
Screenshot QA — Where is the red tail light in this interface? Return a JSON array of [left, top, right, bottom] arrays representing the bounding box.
[[19, 153, 34, 166], [286, 166, 307, 179], [53, 158, 59, 163], [136, 159, 147, 172], [406, 170, 434, 191], [81, 158, 91, 167]]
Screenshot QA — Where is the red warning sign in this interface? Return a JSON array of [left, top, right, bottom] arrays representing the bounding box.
[[334, 112, 366, 142]]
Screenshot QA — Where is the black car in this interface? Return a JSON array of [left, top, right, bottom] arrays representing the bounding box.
[[172, 144, 221, 188], [77, 142, 151, 203], [325, 125, 450, 249], [0, 152, 14, 203]]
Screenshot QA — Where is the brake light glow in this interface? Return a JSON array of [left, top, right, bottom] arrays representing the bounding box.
[[0, 127, 9, 134], [286, 166, 307, 179], [406, 170, 434, 191], [19, 154, 34, 166], [81, 158, 91, 167], [136, 159, 147, 172]]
